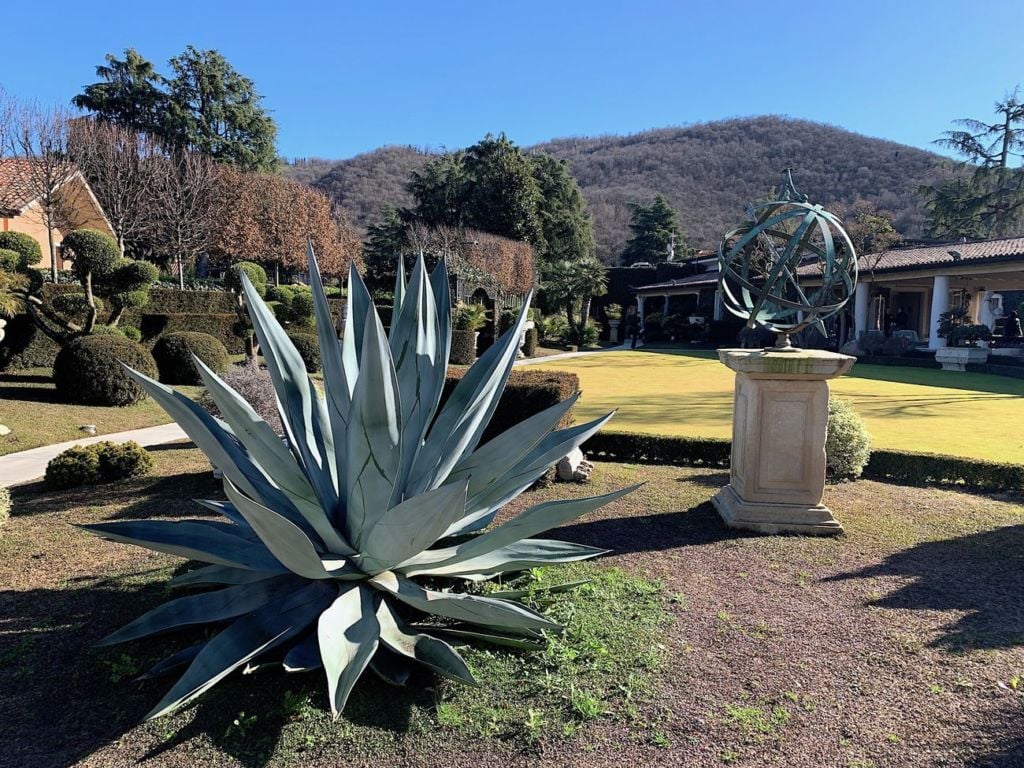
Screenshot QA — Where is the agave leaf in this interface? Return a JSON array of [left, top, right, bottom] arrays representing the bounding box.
[[448, 411, 617, 536], [368, 571, 560, 636], [283, 632, 321, 672], [392, 254, 406, 318], [341, 263, 373, 393], [357, 479, 469, 574], [194, 499, 252, 532], [419, 625, 546, 650], [318, 585, 380, 717], [223, 480, 334, 580], [407, 484, 637, 573], [146, 581, 335, 719], [429, 257, 452, 376], [240, 269, 339, 513], [122, 367, 308, 531], [344, 306, 402, 544], [100, 574, 300, 646], [407, 294, 533, 494], [376, 600, 477, 686], [138, 642, 205, 680], [169, 564, 279, 589], [444, 394, 580, 498], [80, 520, 284, 572], [402, 539, 607, 579], [369, 646, 413, 686], [307, 244, 352, 507], [389, 254, 445, 501], [193, 356, 352, 555]]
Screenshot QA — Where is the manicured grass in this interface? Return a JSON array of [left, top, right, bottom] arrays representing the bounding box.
[[0, 368, 202, 456], [534, 348, 1024, 463], [2, 446, 1022, 766]]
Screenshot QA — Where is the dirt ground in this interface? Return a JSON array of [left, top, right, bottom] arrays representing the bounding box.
[[1, 444, 1022, 768]]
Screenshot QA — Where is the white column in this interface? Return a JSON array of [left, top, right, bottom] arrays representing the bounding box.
[[662, 294, 670, 315], [928, 275, 950, 350], [854, 282, 870, 339], [713, 290, 724, 321], [636, 295, 644, 325]]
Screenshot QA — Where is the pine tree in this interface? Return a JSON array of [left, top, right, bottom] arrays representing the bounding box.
[[620, 195, 686, 265]]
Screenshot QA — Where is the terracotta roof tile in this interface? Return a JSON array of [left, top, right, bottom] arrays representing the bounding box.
[[0, 158, 42, 212]]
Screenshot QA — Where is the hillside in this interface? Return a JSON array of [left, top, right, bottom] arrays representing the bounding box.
[[284, 116, 955, 262]]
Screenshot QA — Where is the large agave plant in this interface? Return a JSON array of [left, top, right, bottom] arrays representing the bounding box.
[[83, 249, 634, 720]]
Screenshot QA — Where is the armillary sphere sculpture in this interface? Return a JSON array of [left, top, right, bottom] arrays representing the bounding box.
[[718, 170, 857, 350]]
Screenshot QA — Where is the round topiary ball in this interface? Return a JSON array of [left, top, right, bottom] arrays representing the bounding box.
[[826, 398, 872, 480], [152, 331, 230, 385], [225, 261, 268, 298], [61, 229, 121, 281], [286, 332, 321, 373], [53, 335, 157, 406], [0, 231, 42, 269], [0, 248, 22, 272]]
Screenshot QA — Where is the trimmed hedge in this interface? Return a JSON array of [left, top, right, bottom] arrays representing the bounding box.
[[441, 367, 579, 444], [143, 288, 236, 314], [582, 431, 1024, 492], [585, 431, 731, 467], [0, 314, 60, 369], [524, 327, 538, 357], [45, 440, 152, 489], [153, 331, 230, 384], [53, 335, 157, 406], [450, 329, 477, 365], [287, 332, 321, 373], [863, 450, 1024, 492], [141, 313, 245, 354]]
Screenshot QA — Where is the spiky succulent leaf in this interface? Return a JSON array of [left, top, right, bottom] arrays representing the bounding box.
[[84, 250, 634, 722]]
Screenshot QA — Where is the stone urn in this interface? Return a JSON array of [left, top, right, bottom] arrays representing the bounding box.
[[935, 346, 988, 371], [607, 319, 621, 344]]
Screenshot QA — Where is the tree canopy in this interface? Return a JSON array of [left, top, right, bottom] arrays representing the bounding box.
[[620, 195, 686, 265], [74, 47, 278, 172]]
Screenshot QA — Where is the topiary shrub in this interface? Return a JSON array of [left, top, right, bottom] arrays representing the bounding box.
[[642, 312, 665, 341], [524, 326, 538, 357], [289, 289, 315, 328], [140, 313, 245, 353], [286, 332, 321, 373], [153, 331, 230, 384], [826, 398, 871, 480], [0, 231, 42, 269], [226, 261, 267, 298], [200, 361, 281, 433], [95, 440, 153, 481], [0, 486, 10, 528], [62, 228, 121, 283], [450, 329, 477, 365], [122, 326, 142, 342], [53, 335, 157, 406], [45, 440, 152, 489], [0, 248, 22, 272], [45, 445, 101, 489]]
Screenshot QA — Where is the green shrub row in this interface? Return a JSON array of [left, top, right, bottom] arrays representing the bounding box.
[[583, 431, 1024, 492], [140, 313, 246, 354], [441, 368, 579, 444], [863, 450, 1024, 491], [584, 431, 731, 467]]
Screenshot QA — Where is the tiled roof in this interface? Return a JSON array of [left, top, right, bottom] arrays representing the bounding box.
[[0, 158, 42, 212], [635, 236, 1024, 292]]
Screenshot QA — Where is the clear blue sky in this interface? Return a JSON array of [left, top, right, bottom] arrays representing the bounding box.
[[4, 0, 1022, 160]]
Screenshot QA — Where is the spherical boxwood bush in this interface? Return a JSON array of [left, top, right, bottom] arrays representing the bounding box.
[[287, 332, 321, 373], [53, 335, 157, 406], [62, 228, 121, 281], [225, 261, 268, 298], [0, 231, 42, 269], [153, 331, 230, 384], [450, 328, 477, 365], [44, 440, 152, 489], [290, 290, 315, 326], [0, 248, 22, 272], [826, 398, 872, 480], [122, 326, 142, 342]]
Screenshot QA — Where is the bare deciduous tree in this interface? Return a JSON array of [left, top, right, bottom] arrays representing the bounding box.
[[69, 119, 161, 257], [151, 148, 218, 289], [4, 101, 78, 281]]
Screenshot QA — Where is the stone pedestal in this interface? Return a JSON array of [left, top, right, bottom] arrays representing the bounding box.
[[712, 348, 855, 535]]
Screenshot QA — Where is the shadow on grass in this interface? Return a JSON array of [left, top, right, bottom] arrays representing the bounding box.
[[555, 499, 739, 555], [827, 524, 1024, 650], [0, 372, 52, 385], [0, 565, 423, 768]]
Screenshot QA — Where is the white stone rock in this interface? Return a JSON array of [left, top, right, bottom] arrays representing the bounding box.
[[0, 424, 10, 436], [556, 447, 594, 482]]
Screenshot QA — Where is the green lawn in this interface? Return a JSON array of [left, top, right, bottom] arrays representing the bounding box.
[[533, 348, 1024, 463], [0, 369, 202, 456]]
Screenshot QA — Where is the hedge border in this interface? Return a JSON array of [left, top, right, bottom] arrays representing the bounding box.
[[583, 431, 1024, 492]]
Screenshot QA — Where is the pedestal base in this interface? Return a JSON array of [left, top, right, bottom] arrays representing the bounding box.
[[712, 484, 843, 535]]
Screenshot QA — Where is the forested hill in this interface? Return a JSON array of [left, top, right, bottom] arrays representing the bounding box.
[[284, 116, 955, 262]]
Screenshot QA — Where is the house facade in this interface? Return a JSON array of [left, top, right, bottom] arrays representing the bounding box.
[[0, 158, 116, 270], [632, 237, 1024, 349]]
